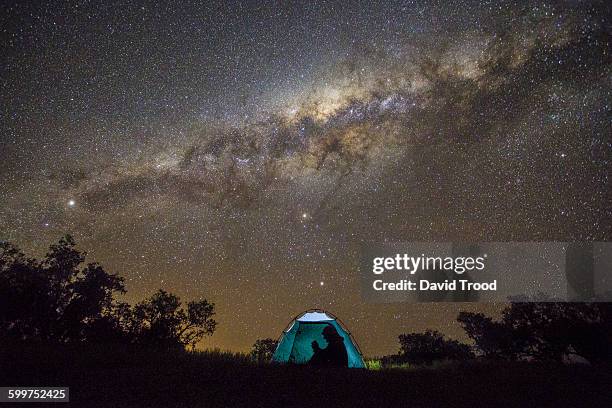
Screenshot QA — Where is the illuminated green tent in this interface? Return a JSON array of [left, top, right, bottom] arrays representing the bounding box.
[[272, 309, 366, 368]]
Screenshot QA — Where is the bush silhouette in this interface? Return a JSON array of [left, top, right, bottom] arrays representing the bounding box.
[[397, 330, 473, 366], [250, 338, 278, 363]]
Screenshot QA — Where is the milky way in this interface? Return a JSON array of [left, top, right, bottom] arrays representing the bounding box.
[[1, 1, 610, 353]]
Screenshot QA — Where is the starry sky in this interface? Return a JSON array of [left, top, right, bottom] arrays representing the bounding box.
[[1, 0, 610, 355]]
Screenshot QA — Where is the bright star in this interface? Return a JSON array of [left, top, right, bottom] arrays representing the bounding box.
[[68, 199, 76, 207]]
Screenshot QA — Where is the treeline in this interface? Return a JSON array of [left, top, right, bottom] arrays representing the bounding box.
[[388, 302, 612, 366], [3, 236, 611, 365], [0, 236, 216, 349]]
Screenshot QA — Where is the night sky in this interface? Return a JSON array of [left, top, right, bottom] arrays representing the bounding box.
[[1, 1, 610, 355]]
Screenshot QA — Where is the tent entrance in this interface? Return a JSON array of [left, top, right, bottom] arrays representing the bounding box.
[[289, 322, 334, 364]]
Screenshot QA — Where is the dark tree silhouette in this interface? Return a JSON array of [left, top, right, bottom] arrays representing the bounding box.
[[458, 303, 612, 363], [130, 290, 216, 350], [0, 237, 216, 349], [250, 338, 278, 363], [397, 330, 473, 366], [457, 312, 527, 360], [0, 236, 125, 343]]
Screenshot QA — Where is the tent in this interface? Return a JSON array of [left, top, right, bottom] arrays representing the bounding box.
[[272, 309, 366, 368]]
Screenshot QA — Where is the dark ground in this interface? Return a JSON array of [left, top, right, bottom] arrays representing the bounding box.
[[1, 344, 611, 408]]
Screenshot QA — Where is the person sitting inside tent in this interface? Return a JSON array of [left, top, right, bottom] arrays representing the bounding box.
[[309, 325, 348, 367]]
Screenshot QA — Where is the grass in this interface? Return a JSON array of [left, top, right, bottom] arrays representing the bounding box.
[[2, 343, 611, 407]]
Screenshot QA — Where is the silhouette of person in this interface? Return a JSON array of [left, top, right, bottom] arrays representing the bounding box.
[[309, 325, 348, 367]]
